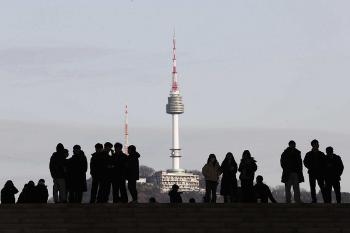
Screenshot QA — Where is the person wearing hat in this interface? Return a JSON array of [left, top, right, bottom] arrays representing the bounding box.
[[168, 184, 183, 203], [66, 145, 88, 203]]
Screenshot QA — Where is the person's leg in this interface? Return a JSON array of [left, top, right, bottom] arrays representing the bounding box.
[[316, 177, 326, 203], [248, 180, 255, 203], [333, 180, 341, 204], [285, 174, 292, 203], [128, 179, 137, 202], [324, 179, 332, 203], [292, 179, 301, 203], [119, 179, 128, 203], [309, 175, 317, 203], [53, 179, 59, 203], [204, 180, 211, 203], [240, 180, 248, 203], [112, 179, 119, 203], [211, 182, 217, 203], [90, 177, 98, 203], [76, 192, 83, 203]]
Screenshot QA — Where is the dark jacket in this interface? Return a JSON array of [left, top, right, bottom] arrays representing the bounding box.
[[280, 147, 304, 183], [49, 152, 67, 179], [168, 190, 183, 203], [324, 154, 344, 181], [1, 185, 18, 204], [35, 184, 49, 203], [254, 183, 277, 203], [303, 150, 326, 177], [238, 158, 257, 181], [126, 152, 140, 180], [220, 159, 238, 196], [67, 152, 88, 192], [17, 184, 36, 203], [90, 151, 109, 180], [110, 151, 128, 180]]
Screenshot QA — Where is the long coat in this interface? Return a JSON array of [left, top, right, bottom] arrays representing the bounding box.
[[126, 152, 140, 181], [67, 152, 88, 192], [280, 147, 304, 183], [220, 161, 238, 196]]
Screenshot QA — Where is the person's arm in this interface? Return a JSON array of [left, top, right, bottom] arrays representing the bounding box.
[[338, 157, 344, 177], [303, 153, 310, 169]]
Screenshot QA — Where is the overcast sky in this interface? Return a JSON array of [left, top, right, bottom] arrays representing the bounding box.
[[1, 1, 350, 194]]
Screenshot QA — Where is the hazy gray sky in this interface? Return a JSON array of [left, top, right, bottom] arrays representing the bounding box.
[[1, 1, 350, 194]]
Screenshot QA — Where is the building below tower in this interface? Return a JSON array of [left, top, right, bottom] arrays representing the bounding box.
[[152, 171, 200, 193]]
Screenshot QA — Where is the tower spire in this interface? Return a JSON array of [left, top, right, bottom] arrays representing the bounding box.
[[171, 33, 179, 93], [124, 104, 129, 154]]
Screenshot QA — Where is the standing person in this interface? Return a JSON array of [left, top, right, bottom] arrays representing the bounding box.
[[220, 152, 238, 203], [90, 143, 104, 203], [35, 179, 49, 203], [96, 142, 113, 203], [280, 140, 304, 203], [324, 146, 344, 203], [126, 145, 140, 203], [254, 176, 277, 203], [1, 180, 18, 204], [168, 184, 183, 203], [303, 139, 326, 203], [49, 143, 68, 203], [202, 154, 221, 203], [66, 145, 88, 203], [111, 143, 128, 203], [238, 150, 257, 203]]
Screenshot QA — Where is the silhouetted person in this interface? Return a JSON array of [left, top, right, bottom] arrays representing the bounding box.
[[17, 181, 36, 203], [238, 150, 257, 202], [254, 176, 277, 203], [220, 152, 238, 203], [169, 184, 183, 203], [96, 142, 113, 203], [280, 140, 304, 203], [35, 179, 49, 203], [90, 143, 104, 203], [1, 180, 18, 204], [303, 139, 326, 203], [202, 154, 221, 203], [111, 142, 128, 203], [49, 143, 67, 203], [149, 197, 157, 203], [189, 198, 196, 203], [67, 145, 88, 203], [126, 145, 140, 203], [324, 146, 344, 203]]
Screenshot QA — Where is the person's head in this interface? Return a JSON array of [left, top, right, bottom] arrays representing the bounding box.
[[38, 179, 45, 185], [27, 181, 35, 187], [326, 146, 334, 155], [128, 145, 136, 154], [114, 142, 123, 152], [95, 143, 103, 152], [149, 197, 156, 203], [225, 152, 234, 161], [207, 154, 217, 164], [242, 150, 251, 160], [256, 175, 263, 184], [288, 140, 296, 149], [73, 145, 81, 155], [104, 142, 113, 152], [189, 198, 196, 203], [4, 180, 14, 188], [56, 143, 64, 153], [172, 184, 179, 191], [311, 139, 319, 150]]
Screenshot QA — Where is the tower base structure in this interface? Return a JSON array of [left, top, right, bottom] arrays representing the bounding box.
[[153, 170, 199, 193]]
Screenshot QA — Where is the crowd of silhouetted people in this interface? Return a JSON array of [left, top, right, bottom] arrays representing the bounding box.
[[200, 139, 343, 204], [0, 139, 345, 204]]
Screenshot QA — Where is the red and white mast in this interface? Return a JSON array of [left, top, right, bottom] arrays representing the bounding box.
[[124, 104, 129, 154]]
